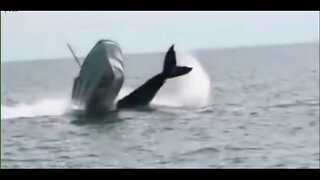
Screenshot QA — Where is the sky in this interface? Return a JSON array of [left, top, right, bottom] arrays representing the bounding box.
[[1, 11, 319, 62]]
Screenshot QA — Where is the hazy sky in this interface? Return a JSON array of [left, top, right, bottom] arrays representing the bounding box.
[[1, 11, 319, 61]]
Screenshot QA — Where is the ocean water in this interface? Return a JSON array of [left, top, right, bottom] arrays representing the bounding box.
[[1, 43, 319, 168]]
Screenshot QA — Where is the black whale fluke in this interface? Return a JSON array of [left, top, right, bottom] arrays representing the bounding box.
[[116, 44, 193, 109], [163, 45, 192, 78]]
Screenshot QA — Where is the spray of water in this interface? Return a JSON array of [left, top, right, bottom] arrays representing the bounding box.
[[1, 52, 210, 119], [1, 98, 70, 120], [153, 52, 211, 108]]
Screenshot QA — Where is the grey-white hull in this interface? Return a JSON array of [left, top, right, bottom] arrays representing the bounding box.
[[71, 40, 124, 111]]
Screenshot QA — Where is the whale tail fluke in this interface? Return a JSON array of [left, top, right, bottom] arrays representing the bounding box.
[[162, 45, 192, 78], [116, 44, 193, 109]]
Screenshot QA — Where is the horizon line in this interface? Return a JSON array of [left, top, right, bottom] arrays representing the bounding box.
[[1, 41, 318, 63]]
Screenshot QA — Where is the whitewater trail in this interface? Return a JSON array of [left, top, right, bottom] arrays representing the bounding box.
[[1, 98, 71, 120]]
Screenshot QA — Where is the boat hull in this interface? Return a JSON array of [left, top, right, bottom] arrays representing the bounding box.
[[71, 40, 124, 112]]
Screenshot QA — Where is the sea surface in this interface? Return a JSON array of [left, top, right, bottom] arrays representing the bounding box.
[[1, 43, 319, 168]]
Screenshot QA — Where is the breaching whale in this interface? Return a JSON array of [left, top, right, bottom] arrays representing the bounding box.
[[71, 40, 192, 113]]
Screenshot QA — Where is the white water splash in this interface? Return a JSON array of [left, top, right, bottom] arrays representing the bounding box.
[[1, 98, 71, 120], [153, 52, 211, 108]]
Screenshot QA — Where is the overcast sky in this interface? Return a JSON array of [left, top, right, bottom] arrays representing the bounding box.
[[1, 11, 319, 62]]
